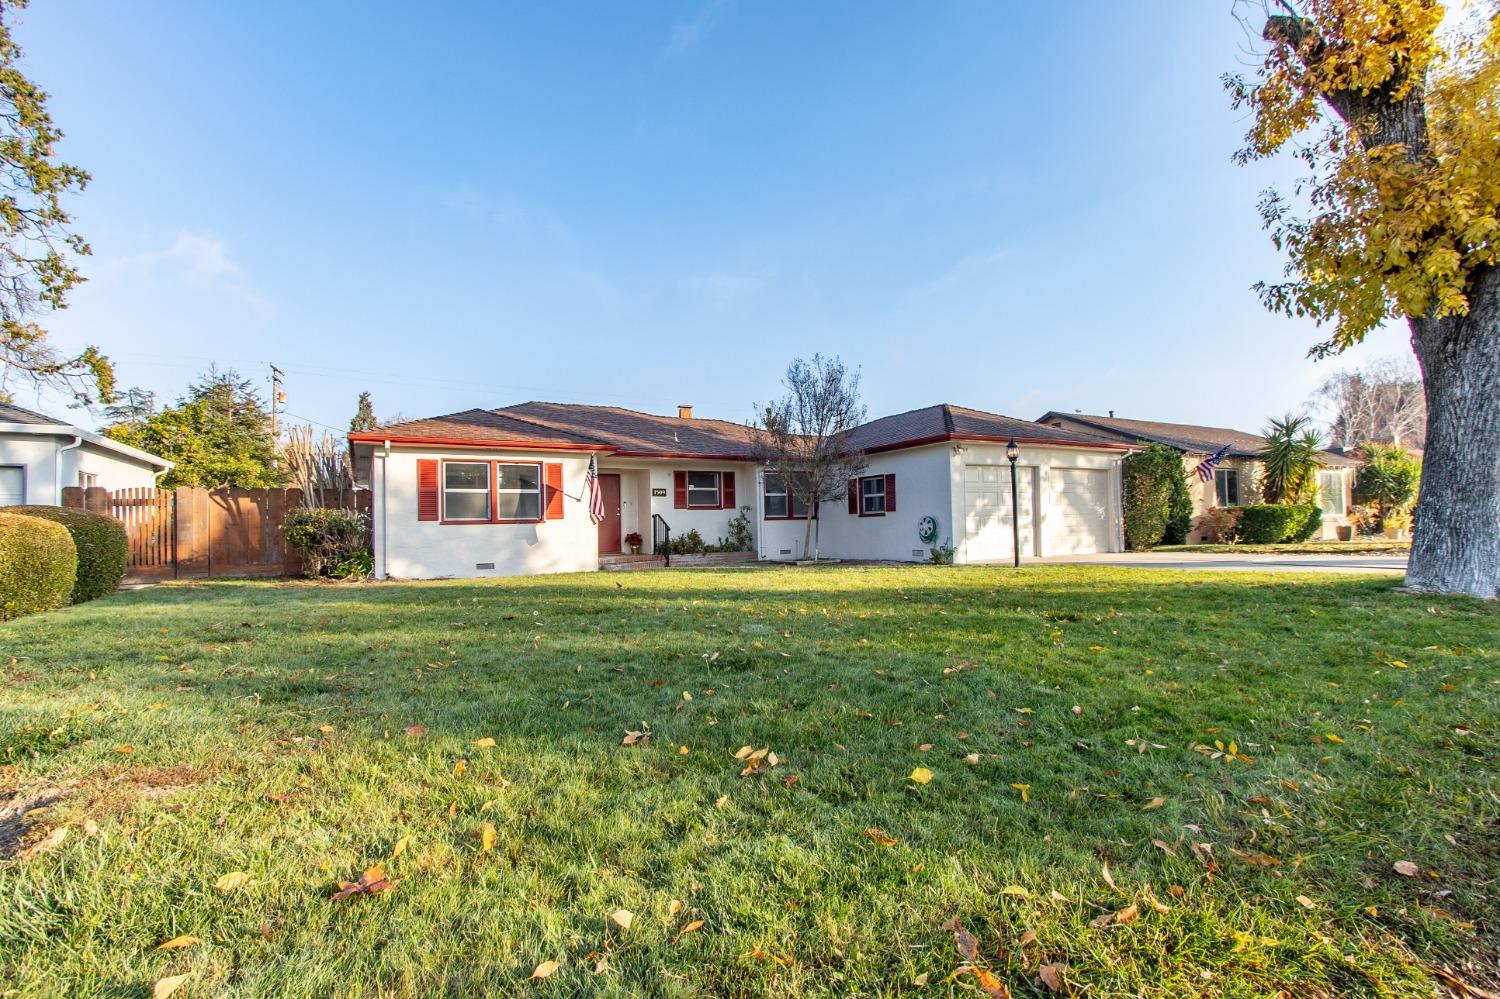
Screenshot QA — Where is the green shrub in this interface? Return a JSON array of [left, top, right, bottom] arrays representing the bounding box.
[[1197, 506, 1243, 543], [1291, 503, 1323, 542], [668, 529, 707, 555], [5, 506, 128, 603], [1354, 444, 1420, 531], [1123, 443, 1191, 550], [0, 512, 78, 619], [283, 508, 370, 578], [1237, 504, 1320, 544]]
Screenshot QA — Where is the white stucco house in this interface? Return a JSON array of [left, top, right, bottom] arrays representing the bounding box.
[[349, 401, 1131, 579], [0, 402, 172, 506]]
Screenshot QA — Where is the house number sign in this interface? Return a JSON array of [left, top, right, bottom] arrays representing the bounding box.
[[652, 488, 668, 497]]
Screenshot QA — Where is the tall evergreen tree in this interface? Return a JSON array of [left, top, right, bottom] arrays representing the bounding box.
[[350, 391, 378, 432]]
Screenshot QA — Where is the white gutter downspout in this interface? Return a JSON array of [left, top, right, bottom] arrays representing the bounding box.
[[379, 440, 391, 579], [56, 435, 82, 504]]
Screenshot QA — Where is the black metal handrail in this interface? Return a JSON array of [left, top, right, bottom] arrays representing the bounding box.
[[652, 513, 671, 567]]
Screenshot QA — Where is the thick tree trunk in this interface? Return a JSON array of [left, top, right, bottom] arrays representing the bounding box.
[[1405, 265, 1500, 599]]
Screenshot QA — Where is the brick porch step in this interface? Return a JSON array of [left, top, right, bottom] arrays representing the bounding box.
[[599, 553, 667, 570]]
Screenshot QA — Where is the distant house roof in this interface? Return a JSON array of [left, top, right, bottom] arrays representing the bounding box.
[[355, 401, 1131, 459], [1035, 411, 1357, 467], [0, 401, 173, 469]]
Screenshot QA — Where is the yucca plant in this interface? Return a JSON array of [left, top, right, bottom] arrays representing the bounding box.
[[1258, 414, 1324, 505]]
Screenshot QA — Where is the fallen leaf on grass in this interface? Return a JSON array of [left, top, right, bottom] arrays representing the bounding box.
[[621, 730, 648, 746], [1101, 862, 1121, 892], [609, 908, 633, 931], [472, 737, 496, 748], [674, 919, 705, 943], [453, 759, 467, 777], [962, 753, 980, 765], [530, 960, 560, 980], [318, 725, 334, 734], [744, 945, 794, 966], [1142, 796, 1166, 811], [1037, 962, 1068, 992], [156, 935, 200, 950], [214, 871, 252, 892], [1231, 849, 1281, 867], [390, 835, 410, 859], [21, 825, 67, 859], [116, 744, 135, 754], [1394, 860, 1420, 877], [714, 795, 728, 809], [153, 974, 193, 999], [943, 917, 979, 962], [1295, 894, 1318, 910], [1091, 902, 1139, 928], [999, 885, 1032, 900], [668, 899, 684, 918], [331, 865, 396, 902], [480, 823, 496, 853], [403, 725, 427, 737], [970, 966, 1011, 997], [909, 767, 934, 785], [865, 828, 898, 847], [1010, 783, 1030, 802]]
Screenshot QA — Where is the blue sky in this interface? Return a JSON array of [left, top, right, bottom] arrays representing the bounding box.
[[17, 1, 1405, 436]]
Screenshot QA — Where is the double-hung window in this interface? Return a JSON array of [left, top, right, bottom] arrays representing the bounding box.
[[443, 461, 492, 521], [860, 475, 887, 516], [687, 471, 721, 508], [1317, 470, 1345, 516], [495, 462, 542, 521], [1214, 468, 1239, 507], [764, 472, 814, 519]]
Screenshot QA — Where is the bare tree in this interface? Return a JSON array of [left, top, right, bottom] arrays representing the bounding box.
[[1313, 356, 1426, 451], [752, 354, 867, 561]]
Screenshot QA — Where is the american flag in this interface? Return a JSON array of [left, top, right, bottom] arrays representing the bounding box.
[[585, 455, 605, 524], [1194, 444, 1232, 482]]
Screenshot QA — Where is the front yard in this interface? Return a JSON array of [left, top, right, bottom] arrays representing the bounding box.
[[1, 566, 1496, 998]]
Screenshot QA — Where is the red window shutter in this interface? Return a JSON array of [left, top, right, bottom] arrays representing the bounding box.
[[544, 462, 564, 520], [885, 473, 897, 513], [847, 479, 858, 515], [417, 459, 439, 521], [721, 471, 736, 509], [674, 470, 688, 509]]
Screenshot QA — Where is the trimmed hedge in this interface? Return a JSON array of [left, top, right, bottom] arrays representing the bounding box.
[[6, 506, 129, 602], [1237, 504, 1321, 544], [0, 511, 78, 620], [1123, 443, 1192, 550]]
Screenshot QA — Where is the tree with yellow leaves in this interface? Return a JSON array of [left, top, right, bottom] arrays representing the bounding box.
[[1230, 0, 1500, 597]]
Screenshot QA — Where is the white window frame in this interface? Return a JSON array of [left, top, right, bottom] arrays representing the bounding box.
[[494, 462, 543, 522], [1214, 468, 1239, 507], [687, 470, 721, 509], [0, 464, 24, 506], [860, 475, 887, 516], [442, 460, 492, 522], [763, 472, 789, 519], [1317, 470, 1346, 516]]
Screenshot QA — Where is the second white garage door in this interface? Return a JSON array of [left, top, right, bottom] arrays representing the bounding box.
[[1046, 467, 1112, 555], [963, 464, 1034, 562]]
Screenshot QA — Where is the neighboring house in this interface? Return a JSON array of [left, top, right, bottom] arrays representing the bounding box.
[[348, 401, 1132, 579], [1035, 411, 1357, 542], [0, 402, 172, 506]]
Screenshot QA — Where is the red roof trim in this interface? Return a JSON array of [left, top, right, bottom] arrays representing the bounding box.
[[348, 432, 610, 453]]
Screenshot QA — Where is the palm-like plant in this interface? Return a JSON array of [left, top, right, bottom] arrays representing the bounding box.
[[1259, 414, 1325, 504]]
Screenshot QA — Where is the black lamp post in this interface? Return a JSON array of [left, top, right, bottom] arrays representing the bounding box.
[[1006, 439, 1021, 567]]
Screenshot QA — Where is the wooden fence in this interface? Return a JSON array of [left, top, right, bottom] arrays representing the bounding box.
[[63, 486, 370, 581]]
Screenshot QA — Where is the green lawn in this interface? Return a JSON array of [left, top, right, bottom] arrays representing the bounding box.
[[1, 566, 1496, 998], [1154, 540, 1411, 555]]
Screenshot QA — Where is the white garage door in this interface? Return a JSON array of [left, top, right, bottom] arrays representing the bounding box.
[[1047, 467, 1112, 555], [0, 466, 22, 506], [963, 464, 1034, 562]]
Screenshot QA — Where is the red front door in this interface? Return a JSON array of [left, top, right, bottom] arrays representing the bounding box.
[[597, 474, 622, 553]]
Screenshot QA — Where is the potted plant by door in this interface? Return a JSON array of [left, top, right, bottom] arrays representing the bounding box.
[[624, 531, 643, 555]]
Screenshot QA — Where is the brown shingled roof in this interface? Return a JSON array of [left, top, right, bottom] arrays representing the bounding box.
[[1035, 411, 1357, 467], [353, 401, 1130, 458]]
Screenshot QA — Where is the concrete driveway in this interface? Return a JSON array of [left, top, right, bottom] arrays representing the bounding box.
[[1034, 551, 1407, 574]]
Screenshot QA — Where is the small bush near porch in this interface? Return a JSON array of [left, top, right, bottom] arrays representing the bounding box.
[[0, 567, 1495, 997]]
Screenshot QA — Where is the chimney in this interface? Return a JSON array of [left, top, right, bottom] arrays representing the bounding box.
[[1108, 409, 1115, 418], [677, 404, 694, 420]]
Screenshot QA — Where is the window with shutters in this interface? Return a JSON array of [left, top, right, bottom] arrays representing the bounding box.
[[860, 475, 886, 516], [764, 472, 814, 519], [495, 463, 542, 521], [687, 470, 721, 508], [443, 461, 492, 521]]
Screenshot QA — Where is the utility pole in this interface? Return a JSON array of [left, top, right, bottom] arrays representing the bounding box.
[[269, 364, 285, 439]]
